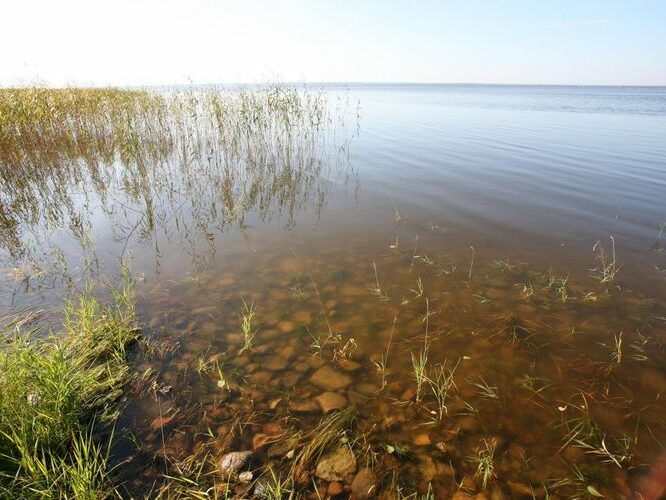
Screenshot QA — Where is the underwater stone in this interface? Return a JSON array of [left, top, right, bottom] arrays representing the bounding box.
[[310, 365, 352, 391], [263, 356, 288, 371], [337, 358, 361, 371], [289, 399, 320, 413], [328, 481, 344, 495], [252, 433, 270, 450], [413, 433, 431, 446], [315, 392, 348, 413], [351, 468, 377, 498], [418, 455, 436, 482], [238, 470, 253, 483], [315, 446, 357, 481], [277, 320, 296, 333], [218, 450, 252, 476]]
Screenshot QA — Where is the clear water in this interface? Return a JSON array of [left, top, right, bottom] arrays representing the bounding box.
[[2, 84, 666, 497]]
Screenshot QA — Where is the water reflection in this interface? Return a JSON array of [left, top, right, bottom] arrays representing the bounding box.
[[0, 87, 355, 297]]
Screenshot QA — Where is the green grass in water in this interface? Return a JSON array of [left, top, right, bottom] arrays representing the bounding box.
[[0, 272, 139, 498]]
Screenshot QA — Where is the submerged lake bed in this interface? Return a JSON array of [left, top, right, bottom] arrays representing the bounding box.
[[1, 84, 666, 498]]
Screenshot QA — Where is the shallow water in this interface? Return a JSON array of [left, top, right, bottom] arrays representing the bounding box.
[[2, 84, 666, 497]]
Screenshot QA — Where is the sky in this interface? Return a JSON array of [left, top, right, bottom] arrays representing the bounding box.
[[2, 0, 665, 86]]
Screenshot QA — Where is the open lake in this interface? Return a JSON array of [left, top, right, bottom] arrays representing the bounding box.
[[1, 84, 666, 497]]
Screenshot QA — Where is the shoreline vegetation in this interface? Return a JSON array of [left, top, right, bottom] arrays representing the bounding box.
[[0, 269, 138, 498], [0, 86, 352, 262], [0, 86, 665, 498]]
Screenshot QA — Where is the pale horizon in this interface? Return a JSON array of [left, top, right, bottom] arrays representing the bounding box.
[[2, 0, 666, 87]]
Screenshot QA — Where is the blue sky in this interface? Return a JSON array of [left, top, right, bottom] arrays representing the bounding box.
[[2, 0, 665, 86]]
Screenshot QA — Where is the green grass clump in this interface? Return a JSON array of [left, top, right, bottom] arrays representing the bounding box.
[[0, 276, 139, 498]]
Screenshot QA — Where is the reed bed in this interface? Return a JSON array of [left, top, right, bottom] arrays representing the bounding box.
[[0, 86, 348, 260]]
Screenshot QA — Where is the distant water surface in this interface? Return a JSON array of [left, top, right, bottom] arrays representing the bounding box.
[[324, 84, 666, 285]]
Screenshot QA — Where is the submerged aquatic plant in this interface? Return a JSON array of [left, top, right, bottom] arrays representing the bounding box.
[[155, 448, 223, 499], [370, 262, 390, 301], [427, 359, 459, 420], [559, 412, 635, 469], [548, 465, 605, 498], [649, 222, 666, 254], [373, 316, 397, 390], [259, 468, 295, 499], [469, 438, 497, 488], [499, 314, 534, 345], [411, 348, 429, 403], [271, 406, 357, 475], [518, 373, 553, 398], [238, 299, 257, 354], [591, 236, 621, 284], [611, 331, 623, 365], [470, 376, 499, 400]]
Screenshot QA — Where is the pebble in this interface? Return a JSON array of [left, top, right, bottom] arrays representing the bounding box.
[[306, 356, 326, 369], [218, 450, 252, 476], [413, 433, 431, 446], [325, 299, 337, 309], [279, 257, 301, 273], [231, 355, 250, 367], [315, 392, 348, 413], [278, 320, 296, 333], [251, 371, 273, 384], [292, 310, 312, 323], [355, 382, 380, 395], [452, 492, 475, 500], [508, 443, 526, 462], [340, 286, 366, 297], [263, 356, 288, 371], [490, 487, 506, 500], [418, 455, 436, 482], [278, 344, 297, 359], [289, 399, 320, 413], [328, 481, 344, 495], [351, 468, 377, 498], [293, 361, 311, 372], [252, 433, 270, 450], [337, 358, 362, 371], [315, 446, 357, 481], [400, 388, 416, 401], [459, 416, 480, 432], [200, 322, 218, 335], [507, 481, 533, 496], [281, 371, 301, 387], [262, 422, 282, 435], [216, 275, 236, 286], [310, 365, 352, 391], [238, 471, 253, 483], [436, 461, 455, 478]]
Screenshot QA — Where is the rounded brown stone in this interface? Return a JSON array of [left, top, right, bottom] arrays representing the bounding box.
[[351, 468, 377, 498], [310, 365, 352, 391], [328, 481, 344, 496], [315, 392, 348, 413]]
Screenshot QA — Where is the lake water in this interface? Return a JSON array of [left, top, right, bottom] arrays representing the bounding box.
[[2, 84, 666, 497]]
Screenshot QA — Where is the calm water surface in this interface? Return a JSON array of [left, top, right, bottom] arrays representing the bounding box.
[[2, 84, 666, 497]]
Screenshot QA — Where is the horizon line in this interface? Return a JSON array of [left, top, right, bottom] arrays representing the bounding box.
[[3, 81, 666, 89]]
